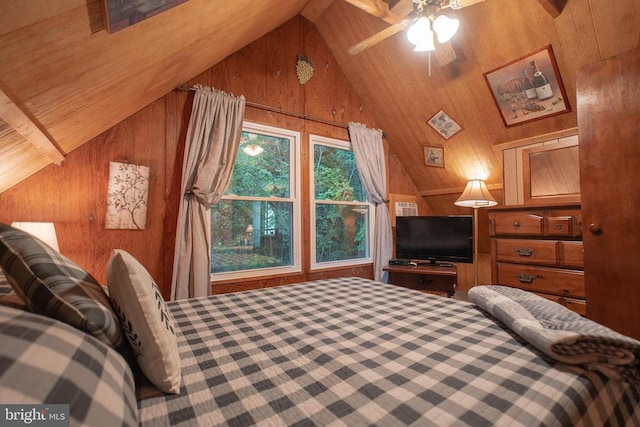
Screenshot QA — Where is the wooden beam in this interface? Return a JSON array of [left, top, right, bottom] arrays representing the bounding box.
[[0, 88, 64, 165], [536, 0, 566, 18], [418, 183, 503, 197], [301, 0, 335, 22], [389, 0, 413, 17], [493, 127, 578, 152], [342, 0, 405, 24]]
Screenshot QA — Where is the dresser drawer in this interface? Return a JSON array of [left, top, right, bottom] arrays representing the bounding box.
[[546, 214, 582, 237], [532, 291, 587, 316], [561, 241, 584, 268], [494, 239, 584, 268], [494, 239, 557, 265], [491, 212, 544, 236], [495, 262, 585, 298]]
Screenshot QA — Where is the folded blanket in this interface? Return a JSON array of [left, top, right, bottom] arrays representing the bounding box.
[[468, 285, 640, 384]]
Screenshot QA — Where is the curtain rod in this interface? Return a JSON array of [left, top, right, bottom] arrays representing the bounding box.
[[174, 85, 385, 138]]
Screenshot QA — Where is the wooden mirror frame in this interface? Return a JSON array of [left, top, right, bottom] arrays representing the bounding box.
[[522, 140, 581, 205]]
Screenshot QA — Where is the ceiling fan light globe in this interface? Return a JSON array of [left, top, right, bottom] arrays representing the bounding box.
[[433, 15, 459, 43], [413, 43, 435, 52], [413, 34, 435, 51], [407, 16, 431, 46]]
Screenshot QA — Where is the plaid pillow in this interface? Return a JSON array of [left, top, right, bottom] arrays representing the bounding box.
[[0, 223, 130, 357], [0, 305, 138, 426], [0, 270, 27, 310]]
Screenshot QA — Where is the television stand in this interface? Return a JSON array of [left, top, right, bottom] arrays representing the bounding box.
[[383, 264, 457, 297]]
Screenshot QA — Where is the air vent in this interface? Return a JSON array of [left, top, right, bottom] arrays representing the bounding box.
[[395, 202, 418, 217]]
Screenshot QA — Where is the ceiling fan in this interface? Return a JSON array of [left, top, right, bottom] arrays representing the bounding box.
[[347, 0, 484, 65]]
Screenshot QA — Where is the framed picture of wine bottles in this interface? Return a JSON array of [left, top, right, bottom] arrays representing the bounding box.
[[483, 45, 570, 127]]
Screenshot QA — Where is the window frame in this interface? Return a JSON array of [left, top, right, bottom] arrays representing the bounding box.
[[210, 121, 302, 281], [309, 134, 374, 270]]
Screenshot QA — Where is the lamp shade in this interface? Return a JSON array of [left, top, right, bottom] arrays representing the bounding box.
[[11, 221, 60, 252], [432, 15, 460, 43], [407, 17, 432, 47], [454, 179, 498, 208]]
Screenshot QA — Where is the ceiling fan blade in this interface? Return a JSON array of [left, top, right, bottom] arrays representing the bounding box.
[[348, 19, 411, 55]]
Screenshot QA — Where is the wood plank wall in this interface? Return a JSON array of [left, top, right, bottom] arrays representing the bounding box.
[[0, 16, 424, 299]]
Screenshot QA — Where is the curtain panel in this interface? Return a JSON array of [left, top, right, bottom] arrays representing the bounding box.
[[348, 122, 393, 282], [171, 85, 246, 300]]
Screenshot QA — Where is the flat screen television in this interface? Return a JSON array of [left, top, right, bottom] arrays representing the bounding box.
[[395, 215, 473, 264]]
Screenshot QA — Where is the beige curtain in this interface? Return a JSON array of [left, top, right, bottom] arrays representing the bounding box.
[[348, 122, 393, 282], [171, 85, 246, 300]]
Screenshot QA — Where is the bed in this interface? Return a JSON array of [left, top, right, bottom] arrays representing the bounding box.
[[0, 223, 639, 426], [135, 277, 640, 426]]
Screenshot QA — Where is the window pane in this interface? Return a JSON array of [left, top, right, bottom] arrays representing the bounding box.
[[314, 145, 366, 202], [315, 203, 369, 263], [211, 200, 293, 273], [228, 131, 290, 198]]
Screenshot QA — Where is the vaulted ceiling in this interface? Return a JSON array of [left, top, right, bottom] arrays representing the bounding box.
[[0, 0, 638, 195]]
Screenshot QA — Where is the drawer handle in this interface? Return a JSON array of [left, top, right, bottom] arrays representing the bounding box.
[[516, 248, 534, 257], [513, 221, 520, 230], [517, 274, 536, 284], [555, 224, 562, 230]]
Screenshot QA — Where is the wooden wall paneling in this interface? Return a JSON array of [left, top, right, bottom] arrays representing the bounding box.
[[552, 0, 601, 74], [589, 0, 640, 59], [0, 99, 169, 290], [495, 128, 578, 205], [0, 0, 91, 37], [502, 149, 518, 205], [161, 91, 191, 299], [74, 100, 168, 286], [515, 142, 543, 205], [301, 18, 371, 129], [388, 152, 430, 215]]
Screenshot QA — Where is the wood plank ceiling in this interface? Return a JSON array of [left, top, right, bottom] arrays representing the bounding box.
[[0, 0, 638, 196]]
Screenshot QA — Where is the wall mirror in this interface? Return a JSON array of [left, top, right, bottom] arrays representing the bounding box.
[[522, 140, 581, 205]]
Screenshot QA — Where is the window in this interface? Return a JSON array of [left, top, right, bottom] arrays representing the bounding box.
[[310, 135, 373, 269], [210, 122, 301, 279]]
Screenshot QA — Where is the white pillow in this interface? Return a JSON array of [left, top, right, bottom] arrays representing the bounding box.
[[106, 249, 181, 394]]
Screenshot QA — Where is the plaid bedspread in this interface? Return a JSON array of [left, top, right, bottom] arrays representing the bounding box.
[[468, 285, 640, 384], [138, 278, 640, 426]]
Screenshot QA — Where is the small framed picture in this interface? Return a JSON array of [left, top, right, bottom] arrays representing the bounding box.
[[427, 109, 462, 140], [424, 146, 444, 168]]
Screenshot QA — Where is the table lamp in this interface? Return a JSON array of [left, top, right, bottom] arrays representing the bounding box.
[[11, 221, 60, 252]]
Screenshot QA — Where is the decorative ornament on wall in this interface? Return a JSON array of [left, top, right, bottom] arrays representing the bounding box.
[[106, 161, 149, 230], [296, 55, 315, 84]]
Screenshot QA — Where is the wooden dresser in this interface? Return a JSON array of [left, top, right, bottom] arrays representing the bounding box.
[[488, 204, 585, 315]]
